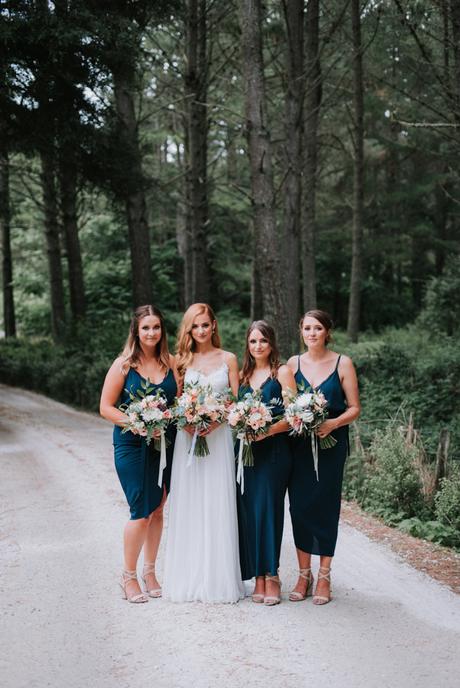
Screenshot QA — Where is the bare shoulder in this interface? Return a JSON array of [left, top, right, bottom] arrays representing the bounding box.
[[286, 355, 298, 370], [168, 353, 176, 369], [337, 353, 356, 375], [109, 355, 127, 377], [278, 364, 296, 385], [222, 350, 238, 367]]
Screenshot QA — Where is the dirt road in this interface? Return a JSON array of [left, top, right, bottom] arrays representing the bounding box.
[[1, 384, 459, 688]]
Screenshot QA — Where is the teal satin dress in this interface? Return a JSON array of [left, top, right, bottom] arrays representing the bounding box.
[[113, 368, 177, 520], [237, 376, 293, 579], [288, 354, 348, 556]]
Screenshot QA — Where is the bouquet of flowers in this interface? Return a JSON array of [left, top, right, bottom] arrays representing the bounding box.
[[173, 383, 229, 462], [227, 390, 274, 493], [120, 378, 172, 486], [283, 386, 337, 481]]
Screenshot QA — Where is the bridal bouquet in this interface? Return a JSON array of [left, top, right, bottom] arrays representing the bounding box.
[[120, 379, 172, 486], [227, 390, 274, 493], [173, 383, 229, 461], [283, 387, 337, 480]]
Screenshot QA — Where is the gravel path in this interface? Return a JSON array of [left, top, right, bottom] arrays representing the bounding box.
[[1, 384, 459, 688]]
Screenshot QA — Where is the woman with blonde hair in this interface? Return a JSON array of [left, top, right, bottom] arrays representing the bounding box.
[[100, 305, 177, 603], [163, 303, 244, 603]]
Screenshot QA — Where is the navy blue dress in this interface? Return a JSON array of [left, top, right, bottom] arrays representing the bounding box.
[[237, 377, 293, 579], [113, 368, 177, 520], [288, 355, 348, 557]]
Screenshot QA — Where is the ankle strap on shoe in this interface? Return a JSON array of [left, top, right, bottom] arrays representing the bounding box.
[[122, 569, 138, 581]]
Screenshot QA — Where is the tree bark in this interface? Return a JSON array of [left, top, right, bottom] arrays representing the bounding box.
[[347, 0, 365, 342], [0, 147, 16, 337], [302, 0, 321, 312], [184, 0, 210, 304], [450, 0, 460, 122], [40, 147, 66, 340], [58, 151, 86, 320], [281, 0, 304, 338], [239, 0, 290, 355], [113, 64, 153, 307]]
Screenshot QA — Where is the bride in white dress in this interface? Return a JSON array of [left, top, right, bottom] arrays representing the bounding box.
[[163, 303, 245, 603]]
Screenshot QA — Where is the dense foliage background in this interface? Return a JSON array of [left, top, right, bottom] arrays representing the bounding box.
[[1, 1, 459, 547]]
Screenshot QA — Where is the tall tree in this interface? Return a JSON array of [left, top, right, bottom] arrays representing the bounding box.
[[183, 0, 210, 304], [0, 146, 15, 338], [281, 0, 304, 336], [347, 0, 365, 342], [239, 0, 290, 354], [301, 0, 321, 312]]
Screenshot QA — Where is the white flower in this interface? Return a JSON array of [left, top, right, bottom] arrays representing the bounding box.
[[141, 408, 164, 422], [296, 393, 313, 409]]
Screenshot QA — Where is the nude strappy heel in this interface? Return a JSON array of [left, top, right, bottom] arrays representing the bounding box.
[[289, 567, 313, 602], [312, 567, 332, 605], [119, 570, 148, 603], [141, 563, 162, 598], [264, 574, 282, 606]]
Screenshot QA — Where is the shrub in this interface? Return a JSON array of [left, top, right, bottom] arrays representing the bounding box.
[[361, 427, 428, 520], [435, 465, 460, 533]]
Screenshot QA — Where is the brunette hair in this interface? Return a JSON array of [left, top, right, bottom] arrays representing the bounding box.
[[120, 305, 170, 374], [299, 309, 334, 345], [240, 320, 281, 386], [176, 303, 221, 380]]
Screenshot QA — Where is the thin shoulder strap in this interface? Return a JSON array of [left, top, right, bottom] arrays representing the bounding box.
[[297, 354, 301, 372], [334, 354, 342, 371]]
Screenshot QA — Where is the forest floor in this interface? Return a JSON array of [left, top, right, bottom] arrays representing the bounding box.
[[1, 383, 460, 688]]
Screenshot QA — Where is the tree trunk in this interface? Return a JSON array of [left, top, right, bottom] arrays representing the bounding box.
[[113, 65, 153, 307], [184, 0, 210, 304], [40, 147, 66, 340], [239, 0, 290, 355], [0, 147, 16, 337], [450, 0, 460, 122], [281, 0, 304, 338], [58, 152, 86, 320], [302, 0, 321, 312], [347, 0, 365, 342]]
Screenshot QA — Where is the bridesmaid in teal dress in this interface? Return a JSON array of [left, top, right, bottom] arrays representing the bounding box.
[[236, 321, 296, 606], [100, 305, 177, 603], [287, 310, 360, 605]]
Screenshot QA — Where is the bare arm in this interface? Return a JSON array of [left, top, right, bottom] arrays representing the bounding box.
[[225, 351, 240, 398], [316, 355, 361, 439], [99, 357, 129, 427]]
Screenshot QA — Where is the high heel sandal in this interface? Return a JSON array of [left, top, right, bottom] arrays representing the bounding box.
[[141, 563, 162, 598], [312, 567, 332, 605], [119, 570, 148, 603], [289, 568, 313, 602], [264, 574, 282, 606]]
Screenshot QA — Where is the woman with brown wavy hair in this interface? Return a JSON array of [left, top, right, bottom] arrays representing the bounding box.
[[163, 303, 245, 603], [100, 305, 178, 603], [237, 320, 296, 605]]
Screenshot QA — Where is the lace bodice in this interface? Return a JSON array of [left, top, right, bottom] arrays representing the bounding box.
[[184, 362, 229, 394]]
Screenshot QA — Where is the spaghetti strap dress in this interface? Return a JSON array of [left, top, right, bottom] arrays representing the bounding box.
[[288, 354, 348, 556], [113, 367, 177, 520], [237, 377, 293, 579]]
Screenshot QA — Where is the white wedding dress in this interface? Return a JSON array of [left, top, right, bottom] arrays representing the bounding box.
[[163, 363, 245, 603]]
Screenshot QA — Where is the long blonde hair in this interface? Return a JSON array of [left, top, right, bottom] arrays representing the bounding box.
[[120, 305, 170, 374], [176, 303, 221, 380]]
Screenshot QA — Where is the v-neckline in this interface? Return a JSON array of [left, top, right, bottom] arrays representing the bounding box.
[[299, 367, 337, 391], [247, 375, 271, 392], [133, 367, 169, 387]]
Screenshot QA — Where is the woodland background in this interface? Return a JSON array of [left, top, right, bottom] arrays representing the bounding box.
[[0, 1, 459, 546]]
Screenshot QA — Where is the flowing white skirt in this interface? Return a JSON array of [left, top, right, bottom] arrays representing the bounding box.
[[163, 425, 245, 603]]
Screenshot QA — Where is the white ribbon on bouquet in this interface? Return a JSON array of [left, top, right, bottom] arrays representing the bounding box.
[[236, 432, 246, 495], [311, 432, 319, 481], [187, 427, 199, 467], [157, 429, 168, 487]]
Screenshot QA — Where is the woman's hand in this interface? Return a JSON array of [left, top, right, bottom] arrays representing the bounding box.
[[315, 419, 337, 439], [253, 427, 273, 442], [152, 428, 162, 440], [183, 425, 196, 436], [198, 421, 220, 436]]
